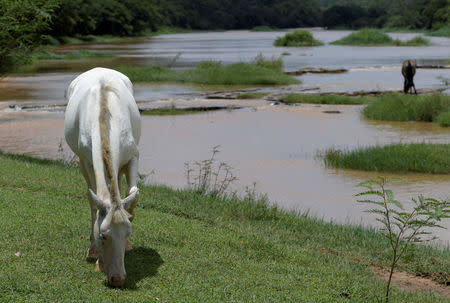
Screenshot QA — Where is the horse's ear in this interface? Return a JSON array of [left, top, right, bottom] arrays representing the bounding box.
[[89, 189, 106, 210], [122, 187, 139, 220]]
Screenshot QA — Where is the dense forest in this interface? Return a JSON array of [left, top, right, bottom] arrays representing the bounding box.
[[0, 0, 449, 72]]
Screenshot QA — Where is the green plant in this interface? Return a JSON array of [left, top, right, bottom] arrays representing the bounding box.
[[320, 143, 450, 174], [252, 53, 283, 71], [274, 30, 323, 47], [184, 146, 237, 198], [436, 111, 450, 127], [356, 178, 450, 303]]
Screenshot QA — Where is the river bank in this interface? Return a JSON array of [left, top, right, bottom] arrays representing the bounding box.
[[0, 152, 449, 301]]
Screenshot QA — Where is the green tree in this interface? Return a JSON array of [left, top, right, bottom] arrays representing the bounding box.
[[0, 0, 57, 73]]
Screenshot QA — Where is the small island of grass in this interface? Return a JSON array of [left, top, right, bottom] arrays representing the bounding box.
[[331, 29, 430, 46], [274, 29, 323, 47], [362, 94, 450, 126], [321, 143, 450, 174], [118, 61, 300, 85]]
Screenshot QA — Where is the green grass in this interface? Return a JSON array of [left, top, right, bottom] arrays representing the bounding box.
[[43, 35, 148, 45], [362, 94, 450, 124], [250, 26, 283, 32], [396, 36, 431, 46], [427, 26, 450, 38], [274, 29, 324, 47], [117, 61, 300, 85], [280, 94, 369, 105], [321, 143, 450, 174], [436, 112, 450, 127], [0, 151, 450, 302], [236, 92, 269, 99], [331, 29, 430, 46]]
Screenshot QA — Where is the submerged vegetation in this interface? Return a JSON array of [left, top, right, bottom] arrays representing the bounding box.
[[331, 29, 430, 46], [321, 143, 450, 174], [0, 151, 449, 301], [362, 94, 450, 125], [274, 30, 323, 47], [280, 94, 367, 105], [118, 60, 299, 85]]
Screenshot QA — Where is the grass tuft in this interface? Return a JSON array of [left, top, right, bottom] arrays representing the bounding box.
[[274, 29, 323, 47], [321, 143, 450, 174], [436, 111, 450, 127], [362, 94, 450, 124], [118, 60, 299, 85], [331, 29, 430, 46], [280, 94, 368, 105]]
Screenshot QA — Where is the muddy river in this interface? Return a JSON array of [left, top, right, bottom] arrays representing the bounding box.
[[0, 30, 449, 242]]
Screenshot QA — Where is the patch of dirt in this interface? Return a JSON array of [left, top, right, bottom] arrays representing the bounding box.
[[371, 266, 450, 298]]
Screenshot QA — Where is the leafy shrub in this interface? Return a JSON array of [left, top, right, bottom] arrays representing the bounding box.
[[0, 0, 57, 73], [274, 30, 323, 47]]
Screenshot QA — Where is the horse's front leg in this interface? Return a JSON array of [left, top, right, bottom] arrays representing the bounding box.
[[80, 159, 99, 259]]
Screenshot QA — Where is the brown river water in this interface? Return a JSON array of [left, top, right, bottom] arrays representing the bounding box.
[[0, 30, 449, 242]]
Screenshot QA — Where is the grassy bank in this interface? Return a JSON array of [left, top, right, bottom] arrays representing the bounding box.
[[331, 29, 430, 46], [321, 143, 450, 174], [427, 26, 450, 38], [32, 49, 114, 61], [280, 94, 368, 105], [274, 29, 323, 47], [118, 61, 300, 85], [0, 152, 449, 302], [362, 94, 450, 126]]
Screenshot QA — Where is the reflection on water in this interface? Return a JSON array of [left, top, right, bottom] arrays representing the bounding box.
[[0, 106, 448, 242]]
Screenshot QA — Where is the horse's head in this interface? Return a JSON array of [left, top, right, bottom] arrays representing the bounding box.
[[89, 187, 139, 287]]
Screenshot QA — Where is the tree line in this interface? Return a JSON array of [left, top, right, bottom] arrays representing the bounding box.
[[0, 0, 448, 72]]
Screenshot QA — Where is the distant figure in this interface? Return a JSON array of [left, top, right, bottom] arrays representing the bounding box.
[[402, 60, 417, 94]]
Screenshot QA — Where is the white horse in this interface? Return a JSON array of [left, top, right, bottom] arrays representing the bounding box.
[[64, 67, 141, 287]]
